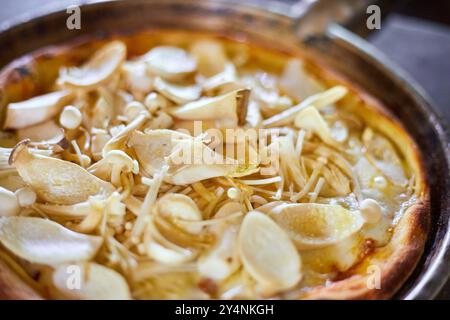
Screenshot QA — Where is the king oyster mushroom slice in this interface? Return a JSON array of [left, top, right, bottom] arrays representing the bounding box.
[[238, 211, 302, 293], [143, 46, 197, 81], [202, 63, 239, 93], [58, 41, 127, 89], [280, 58, 324, 102], [197, 202, 243, 280], [50, 262, 131, 300], [165, 138, 239, 185], [156, 193, 203, 234], [127, 129, 192, 176], [0, 216, 102, 265], [262, 86, 348, 128], [9, 140, 113, 205], [190, 39, 228, 77], [154, 76, 202, 104], [17, 120, 64, 143], [294, 106, 335, 145], [3, 90, 72, 130], [169, 89, 250, 127], [266, 203, 366, 250]]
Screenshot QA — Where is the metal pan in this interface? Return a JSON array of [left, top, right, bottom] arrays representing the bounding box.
[[0, 0, 448, 299]]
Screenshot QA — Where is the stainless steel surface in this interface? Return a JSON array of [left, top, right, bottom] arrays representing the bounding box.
[[0, 0, 448, 299]]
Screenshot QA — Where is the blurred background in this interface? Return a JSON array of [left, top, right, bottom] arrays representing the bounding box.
[[0, 0, 448, 298]]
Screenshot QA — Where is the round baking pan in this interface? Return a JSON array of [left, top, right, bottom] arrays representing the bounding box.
[[0, 0, 448, 299]]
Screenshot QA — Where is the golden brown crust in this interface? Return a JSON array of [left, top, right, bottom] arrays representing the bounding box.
[[0, 29, 430, 300]]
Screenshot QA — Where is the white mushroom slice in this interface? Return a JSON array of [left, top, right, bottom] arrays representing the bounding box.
[[121, 60, 153, 96], [146, 241, 194, 265], [267, 203, 365, 250], [58, 41, 127, 88], [262, 86, 348, 128], [10, 141, 113, 205], [4, 90, 72, 130], [143, 46, 197, 81], [154, 77, 201, 104], [165, 139, 239, 185], [50, 262, 130, 300], [0, 216, 102, 265], [0, 186, 20, 216], [198, 224, 240, 280], [127, 129, 192, 176], [294, 106, 335, 145], [280, 58, 324, 102], [169, 89, 250, 127], [190, 39, 228, 76], [17, 120, 64, 142], [238, 211, 302, 292], [202, 63, 238, 93], [157, 193, 202, 234]]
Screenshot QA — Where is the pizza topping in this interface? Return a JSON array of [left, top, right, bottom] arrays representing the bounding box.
[[49, 262, 131, 300], [0, 36, 418, 299], [238, 211, 302, 293], [58, 41, 126, 88], [0, 216, 102, 265]]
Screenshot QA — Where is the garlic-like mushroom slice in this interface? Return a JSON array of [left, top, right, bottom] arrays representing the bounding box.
[[121, 60, 153, 97], [202, 63, 239, 93], [169, 89, 250, 127], [58, 41, 127, 89], [143, 46, 197, 81], [267, 203, 365, 250], [146, 241, 194, 265], [280, 58, 324, 102], [190, 39, 228, 76], [157, 193, 202, 234], [154, 77, 201, 104], [9, 140, 113, 205], [4, 90, 72, 130], [127, 129, 192, 176], [50, 262, 131, 300], [238, 211, 302, 293], [0, 216, 102, 265], [263, 86, 348, 128], [0, 186, 20, 216], [165, 138, 239, 185], [198, 224, 240, 280], [17, 120, 64, 143], [294, 106, 335, 145]]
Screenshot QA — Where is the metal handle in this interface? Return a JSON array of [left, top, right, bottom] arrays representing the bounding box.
[[242, 0, 394, 39]]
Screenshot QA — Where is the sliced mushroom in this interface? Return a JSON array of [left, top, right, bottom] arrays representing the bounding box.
[[202, 63, 239, 93], [4, 90, 72, 130], [295, 106, 335, 145], [165, 138, 239, 185], [169, 89, 250, 127], [88, 150, 138, 186], [266, 203, 366, 250], [154, 76, 201, 104], [262, 86, 348, 128], [127, 129, 192, 176], [280, 58, 324, 102], [17, 120, 64, 143], [0, 216, 102, 265], [50, 262, 131, 300], [190, 39, 228, 77], [238, 211, 302, 293], [58, 41, 127, 89], [9, 140, 113, 205], [0, 186, 20, 216], [157, 193, 202, 234], [143, 46, 197, 81], [198, 224, 240, 281], [121, 60, 153, 98]]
